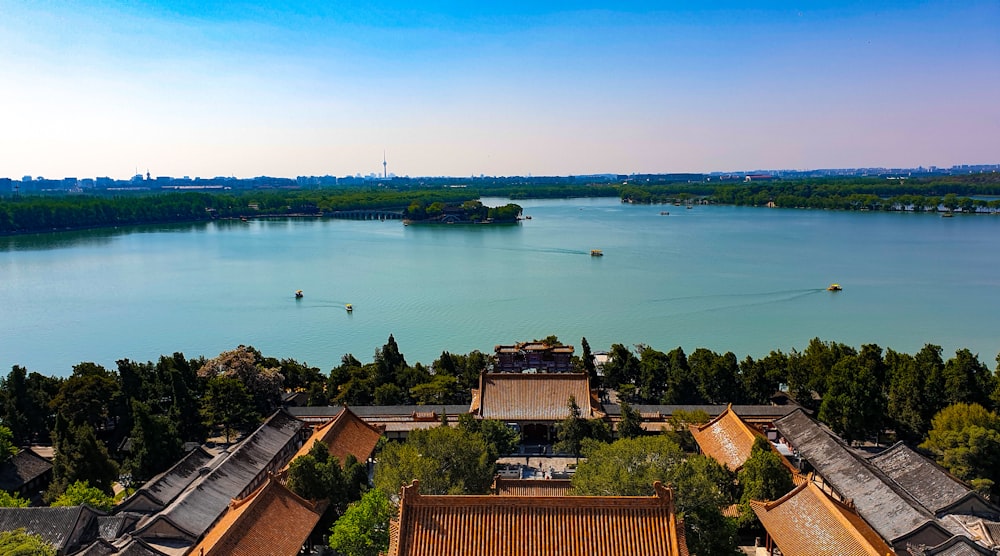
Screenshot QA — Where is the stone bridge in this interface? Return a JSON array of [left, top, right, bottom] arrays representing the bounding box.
[[327, 210, 405, 220]]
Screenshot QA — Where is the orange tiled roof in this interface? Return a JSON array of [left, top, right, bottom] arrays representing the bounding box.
[[286, 406, 384, 468], [473, 373, 602, 421], [189, 475, 324, 556], [751, 481, 894, 556], [689, 405, 801, 481], [388, 479, 686, 556], [689, 405, 764, 471], [494, 478, 572, 497]]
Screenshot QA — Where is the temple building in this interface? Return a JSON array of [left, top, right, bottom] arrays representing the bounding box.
[[469, 372, 603, 444], [688, 404, 800, 476], [284, 406, 385, 469], [77, 410, 307, 555], [387, 480, 688, 556], [187, 477, 324, 556], [751, 481, 895, 556], [494, 341, 575, 373], [774, 409, 1000, 555]]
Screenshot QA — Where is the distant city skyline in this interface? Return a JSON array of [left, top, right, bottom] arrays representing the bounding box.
[[1, 1, 998, 179], [7, 162, 1000, 183]]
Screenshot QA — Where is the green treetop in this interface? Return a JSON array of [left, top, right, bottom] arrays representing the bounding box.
[[919, 402, 1000, 498], [51, 480, 115, 512], [374, 425, 495, 495], [329, 488, 395, 556], [0, 528, 56, 556], [736, 437, 795, 528]]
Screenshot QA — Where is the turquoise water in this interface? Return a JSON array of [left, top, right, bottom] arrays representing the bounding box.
[[2, 197, 999, 376]]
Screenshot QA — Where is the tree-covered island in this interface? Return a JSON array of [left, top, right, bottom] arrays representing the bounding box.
[[402, 199, 522, 224]]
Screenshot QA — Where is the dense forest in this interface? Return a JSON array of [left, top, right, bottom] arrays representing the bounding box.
[[3, 173, 999, 235], [622, 174, 1000, 211]]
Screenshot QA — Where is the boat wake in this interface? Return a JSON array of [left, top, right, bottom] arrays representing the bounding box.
[[649, 288, 824, 303], [490, 246, 591, 256], [649, 288, 826, 316], [291, 297, 354, 310]]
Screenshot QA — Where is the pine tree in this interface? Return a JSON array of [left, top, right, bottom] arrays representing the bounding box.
[[555, 396, 588, 457], [736, 437, 794, 527], [47, 419, 119, 502], [617, 401, 643, 439], [126, 400, 183, 482]]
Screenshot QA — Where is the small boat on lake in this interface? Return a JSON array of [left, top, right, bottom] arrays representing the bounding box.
[[345, 303, 353, 312], [942, 211, 954, 218], [660, 211, 670, 215], [590, 249, 604, 257], [827, 284, 842, 291], [295, 290, 304, 299]]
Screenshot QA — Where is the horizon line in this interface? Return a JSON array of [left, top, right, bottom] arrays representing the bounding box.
[[7, 163, 1000, 183]]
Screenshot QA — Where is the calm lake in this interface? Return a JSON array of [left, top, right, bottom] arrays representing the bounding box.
[[2, 197, 999, 376]]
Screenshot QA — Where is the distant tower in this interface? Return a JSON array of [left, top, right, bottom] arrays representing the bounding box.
[[383, 150, 387, 179], [146, 169, 151, 181]]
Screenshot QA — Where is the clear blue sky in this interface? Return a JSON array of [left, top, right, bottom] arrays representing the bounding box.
[[1, 1, 997, 179]]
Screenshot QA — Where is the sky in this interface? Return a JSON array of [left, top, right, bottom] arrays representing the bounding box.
[[1, 1, 998, 179]]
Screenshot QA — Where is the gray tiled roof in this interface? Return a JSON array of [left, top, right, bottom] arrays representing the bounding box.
[[117, 447, 215, 513], [73, 539, 118, 556], [868, 442, 998, 516], [0, 505, 102, 553], [603, 404, 798, 418], [288, 405, 471, 419], [132, 410, 303, 541], [774, 409, 943, 544], [918, 535, 997, 556], [96, 514, 140, 541], [74, 537, 176, 556], [0, 449, 53, 491]]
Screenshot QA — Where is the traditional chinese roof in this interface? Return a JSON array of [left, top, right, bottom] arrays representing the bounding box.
[[603, 404, 800, 424], [0, 449, 53, 493], [751, 481, 894, 556], [914, 534, 998, 556], [0, 505, 104, 554], [286, 406, 384, 467], [189, 476, 324, 556], [471, 373, 602, 421], [286, 405, 469, 426], [689, 405, 766, 471], [74, 537, 182, 556], [774, 409, 951, 548], [116, 447, 217, 514], [387, 480, 686, 556], [939, 515, 1000, 553], [131, 410, 304, 543], [96, 514, 141, 541], [867, 442, 1000, 518], [493, 478, 572, 497]]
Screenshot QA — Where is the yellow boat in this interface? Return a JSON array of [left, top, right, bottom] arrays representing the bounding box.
[[590, 249, 603, 257], [345, 303, 353, 312], [827, 284, 842, 291], [295, 290, 303, 298]]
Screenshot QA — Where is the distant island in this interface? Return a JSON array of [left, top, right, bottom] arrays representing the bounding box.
[[402, 200, 522, 224]]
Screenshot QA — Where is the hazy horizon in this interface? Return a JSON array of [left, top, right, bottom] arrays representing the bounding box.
[[2, 1, 998, 179], [7, 163, 1000, 183]]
